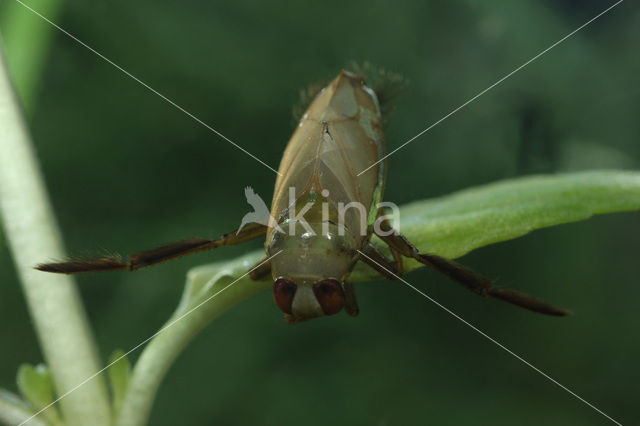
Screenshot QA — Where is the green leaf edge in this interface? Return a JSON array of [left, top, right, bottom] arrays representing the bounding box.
[[16, 364, 62, 426]]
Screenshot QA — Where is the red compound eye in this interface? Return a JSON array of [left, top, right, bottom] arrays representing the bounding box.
[[273, 278, 297, 314], [313, 279, 345, 316]]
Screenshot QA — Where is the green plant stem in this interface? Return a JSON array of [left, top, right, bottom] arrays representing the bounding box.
[[0, 44, 111, 426], [115, 253, 269, 426]]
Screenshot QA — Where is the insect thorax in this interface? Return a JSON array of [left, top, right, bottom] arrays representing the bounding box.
[[266, 218, 359, 284]]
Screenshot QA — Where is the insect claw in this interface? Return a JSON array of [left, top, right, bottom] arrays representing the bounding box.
[[283, 314, 309, 325]]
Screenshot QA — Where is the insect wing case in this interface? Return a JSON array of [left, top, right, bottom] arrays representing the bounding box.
[[271, 71, 385, 235], [267, 71, 385, 281]]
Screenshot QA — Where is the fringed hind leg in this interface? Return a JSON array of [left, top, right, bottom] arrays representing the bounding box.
[[36, 223, 267, 274], [369, 217, 570, 317]]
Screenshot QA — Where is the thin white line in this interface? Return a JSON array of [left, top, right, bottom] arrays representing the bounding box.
[[357, 249, 623, 426], [358, 0, 624, 176], [18, 251, 281, 426], [12, 0, 282, 176]]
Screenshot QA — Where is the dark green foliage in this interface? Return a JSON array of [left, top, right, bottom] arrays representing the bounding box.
[[1, 1, 638, 425]]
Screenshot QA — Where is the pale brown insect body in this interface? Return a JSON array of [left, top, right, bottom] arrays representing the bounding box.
[[37, 70, 569, 323], [266, 71, 385, 320]]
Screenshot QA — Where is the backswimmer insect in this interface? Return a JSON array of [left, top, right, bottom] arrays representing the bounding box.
[[36, 69, 569, 323]]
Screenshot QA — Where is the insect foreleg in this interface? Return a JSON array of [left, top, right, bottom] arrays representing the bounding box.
[[373, 218, 570, 317], [35, 223, 267, 274], [248, 255, 272, 281], [343, 281, 359, 317], [360, 242, 401, 280]]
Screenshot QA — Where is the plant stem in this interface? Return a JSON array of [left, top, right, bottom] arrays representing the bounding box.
[[0, 43, 111, 426], [116, 253, 269, 426]]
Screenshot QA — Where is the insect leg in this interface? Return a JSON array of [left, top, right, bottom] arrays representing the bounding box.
[[35, 223, 267, 274], [248, 256, 272, 281], [390, 247, 404, 276], [359, 242, 401, 280], [343, 281, 359, 317], [374, 218, 570, 317]]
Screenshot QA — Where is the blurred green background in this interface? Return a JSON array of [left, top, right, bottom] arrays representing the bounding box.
[[1, 0, 639, 424]]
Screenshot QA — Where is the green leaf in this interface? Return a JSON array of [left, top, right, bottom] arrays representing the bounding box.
[[17, 364, 52, 410], [0, 0, 65, 111], [16, 364, 62, 426], [107, 350, 131, 417], [116, 170, 640, 426], [175, 170, 640, 285], [371, 169, 640, 276], [0, 388, 47, 426]]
